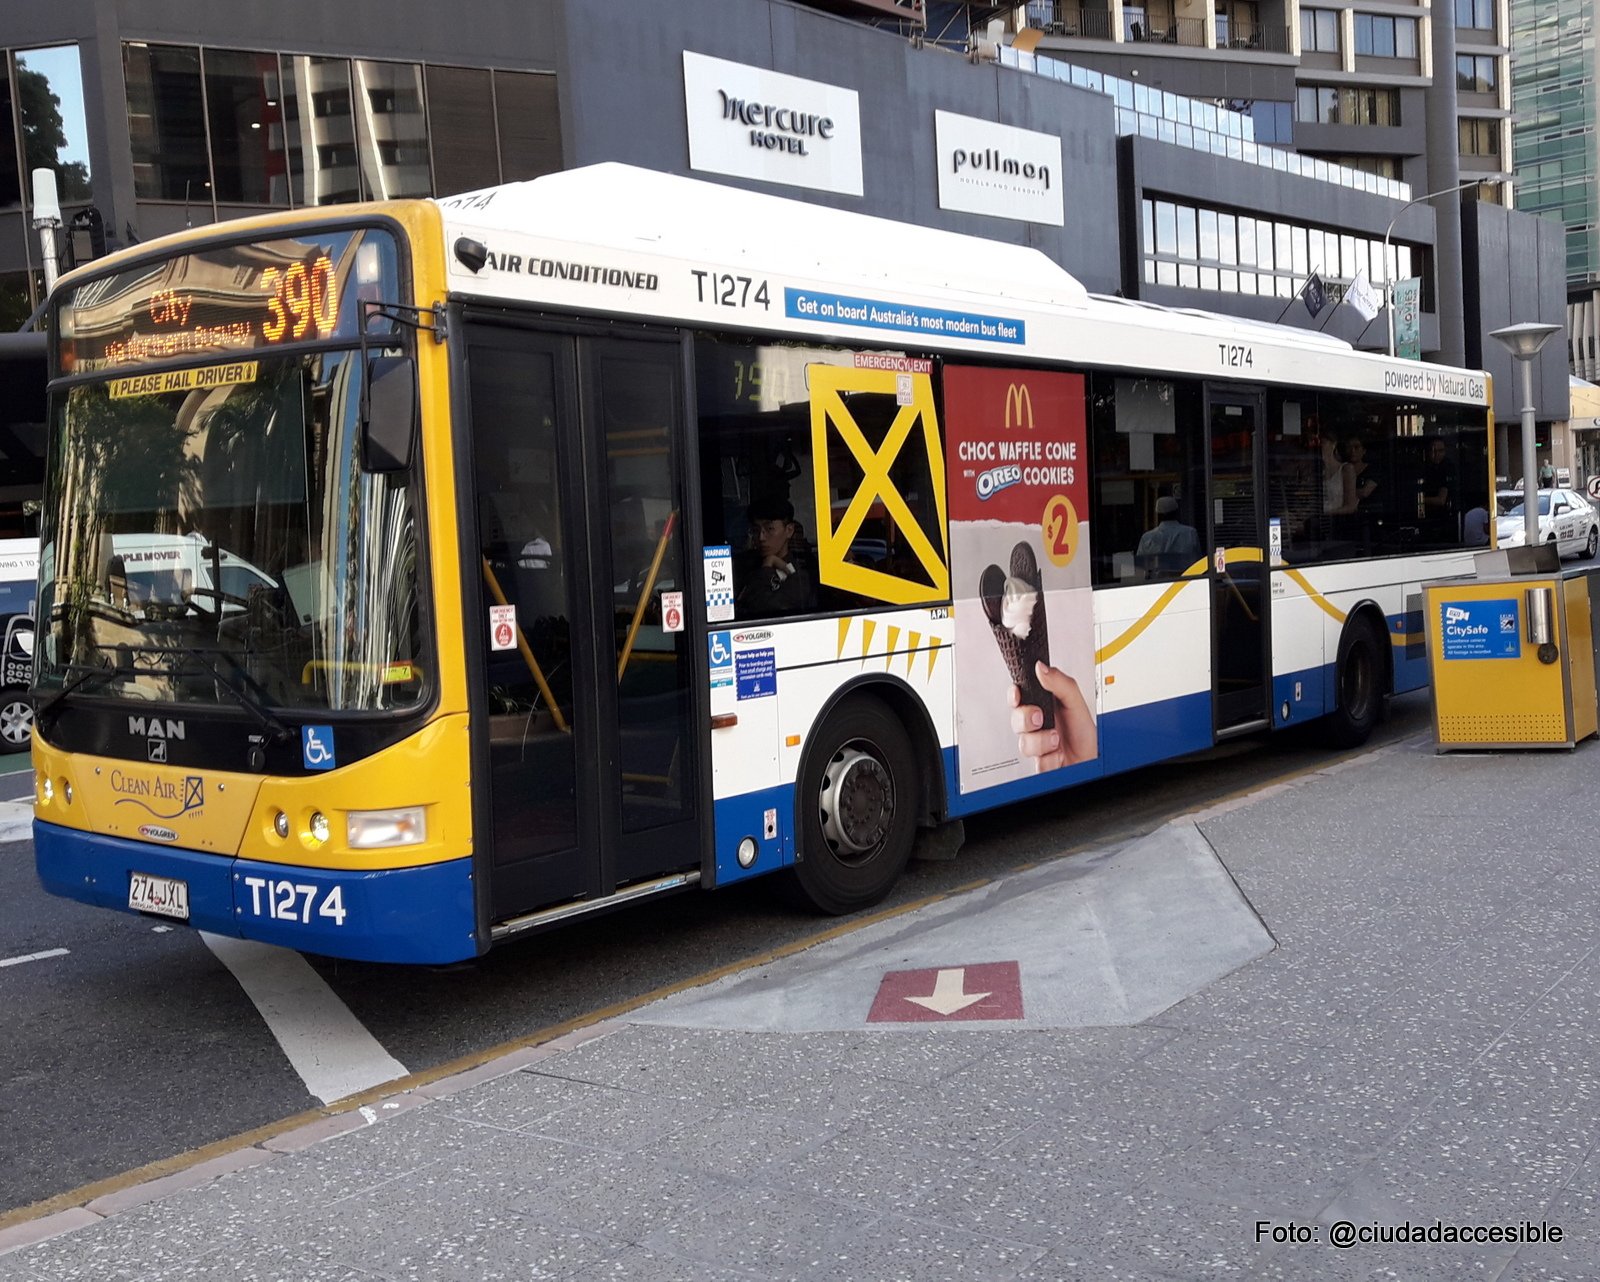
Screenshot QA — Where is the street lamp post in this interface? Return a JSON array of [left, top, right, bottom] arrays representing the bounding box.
[[1383, 179, 1481, 359], [1490, 322, 1563, 547]]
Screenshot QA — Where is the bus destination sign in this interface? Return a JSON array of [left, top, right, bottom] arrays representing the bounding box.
[[58, 227, 397, 374]]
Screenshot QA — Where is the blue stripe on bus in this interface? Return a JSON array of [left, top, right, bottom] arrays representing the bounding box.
[[711, 784, 795, 886], [1273, 664, 1333, 725], [942, 689, 1212, 820], [33, 822, 478, 964]]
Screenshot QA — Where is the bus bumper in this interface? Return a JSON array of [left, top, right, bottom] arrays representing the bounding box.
[[33, 821, 478, 964]]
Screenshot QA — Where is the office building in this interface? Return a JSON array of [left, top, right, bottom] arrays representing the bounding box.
[[0, 0, 1564, 435]]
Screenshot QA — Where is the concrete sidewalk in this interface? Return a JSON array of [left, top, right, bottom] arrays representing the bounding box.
[[3, 730, 1600, 1281]]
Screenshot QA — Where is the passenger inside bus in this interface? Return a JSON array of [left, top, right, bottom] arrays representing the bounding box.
[[735, 494, 816, 618]]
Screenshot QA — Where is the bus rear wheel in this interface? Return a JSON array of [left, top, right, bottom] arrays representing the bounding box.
[[1326, 616, 1385, 747], [786, 695, 919, 915]]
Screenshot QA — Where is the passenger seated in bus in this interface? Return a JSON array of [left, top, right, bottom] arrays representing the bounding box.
[[735, 495, 816, 618], [1135, 496, 1202, 576]]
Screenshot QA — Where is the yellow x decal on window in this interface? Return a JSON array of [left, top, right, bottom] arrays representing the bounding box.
[[807, 364, 949, 604]]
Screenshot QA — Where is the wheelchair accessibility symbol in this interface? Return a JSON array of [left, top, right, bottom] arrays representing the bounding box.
[[302, 725, 337, 771], [708, 631, 734, 689]]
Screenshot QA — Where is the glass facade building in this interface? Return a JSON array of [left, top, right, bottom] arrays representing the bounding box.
[[1511, 0, 1597, 283]]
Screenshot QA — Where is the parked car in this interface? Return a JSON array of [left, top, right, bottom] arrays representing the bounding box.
[[1495, 488, 1600, 560], [0, 537, 37, 754], [0, 615, 32, 753]]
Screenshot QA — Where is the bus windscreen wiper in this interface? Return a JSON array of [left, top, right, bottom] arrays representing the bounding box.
[[129, 643, 294, 743], [33, 662, 123, 720]]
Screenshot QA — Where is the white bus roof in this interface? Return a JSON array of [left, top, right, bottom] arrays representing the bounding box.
[[436, 164, 1488, 407]]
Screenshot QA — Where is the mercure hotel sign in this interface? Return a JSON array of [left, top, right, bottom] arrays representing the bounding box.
[[683, 51, 864, 197]]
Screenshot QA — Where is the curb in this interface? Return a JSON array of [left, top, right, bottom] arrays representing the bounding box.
[[0, 1021, 621, 1258]]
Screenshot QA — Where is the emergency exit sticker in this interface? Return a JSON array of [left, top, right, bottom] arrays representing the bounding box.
[[661, 591, 685, 632], [489, 604, 517, 651]]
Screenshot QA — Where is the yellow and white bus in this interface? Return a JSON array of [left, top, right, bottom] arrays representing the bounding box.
[[31, 164, 1491, 962]]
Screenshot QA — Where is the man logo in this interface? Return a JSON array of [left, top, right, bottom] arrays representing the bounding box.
[[148, 740, 167, 763], [1004, 383, 1034, 431]]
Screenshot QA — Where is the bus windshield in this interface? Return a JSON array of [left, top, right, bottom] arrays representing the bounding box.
[[35, 350, 428, 713]]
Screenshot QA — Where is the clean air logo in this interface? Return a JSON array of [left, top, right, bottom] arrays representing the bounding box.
[[111, 772, 205, 821]]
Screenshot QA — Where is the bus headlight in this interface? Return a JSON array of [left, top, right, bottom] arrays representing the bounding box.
[[347, 807, 427, 849], [309, 811, 330, 845]]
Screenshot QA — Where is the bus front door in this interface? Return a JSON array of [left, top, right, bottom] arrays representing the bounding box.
[[462, 322, 700, 932], [1207, 389, 1271, 734]]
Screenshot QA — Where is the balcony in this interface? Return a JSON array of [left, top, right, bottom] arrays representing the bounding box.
[[1025, 0, 1288, 49]]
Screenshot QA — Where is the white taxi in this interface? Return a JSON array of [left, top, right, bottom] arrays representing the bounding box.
[[1495, 488, 1600, 560]]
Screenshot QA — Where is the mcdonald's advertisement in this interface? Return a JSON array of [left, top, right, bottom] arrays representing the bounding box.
[[944, 366, 1099, 794]]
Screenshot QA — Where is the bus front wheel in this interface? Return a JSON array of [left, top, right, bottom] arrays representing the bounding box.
[[1326, 616, 1385, 747], [787, 695, 920, 915]]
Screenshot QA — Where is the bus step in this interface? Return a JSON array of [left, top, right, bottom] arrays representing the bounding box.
[[489, 870, 701, 942], [1214, 718, 1272, 741]]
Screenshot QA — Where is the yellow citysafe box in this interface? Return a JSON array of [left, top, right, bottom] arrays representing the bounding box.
[[1424, 574, 1599, 750]]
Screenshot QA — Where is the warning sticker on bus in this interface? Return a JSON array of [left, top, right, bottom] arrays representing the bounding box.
[[108, 361, 259, 399]]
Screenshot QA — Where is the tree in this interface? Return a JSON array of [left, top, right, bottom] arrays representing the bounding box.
[[16, 63, 90, 202]]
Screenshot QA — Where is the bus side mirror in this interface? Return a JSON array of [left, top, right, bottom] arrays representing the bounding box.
[[361, 353, 417, 473]]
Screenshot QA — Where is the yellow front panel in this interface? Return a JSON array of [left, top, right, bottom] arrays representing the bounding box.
[[34, 713, 473, 870]]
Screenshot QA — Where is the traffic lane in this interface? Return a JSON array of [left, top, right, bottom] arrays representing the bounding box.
[[0, 837, 319, 1216], [1, 695, 1427, 1217], [314, 693, 1436, 1068]]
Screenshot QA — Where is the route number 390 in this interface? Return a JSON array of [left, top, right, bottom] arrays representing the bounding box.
[[242, 876, 348, 927]]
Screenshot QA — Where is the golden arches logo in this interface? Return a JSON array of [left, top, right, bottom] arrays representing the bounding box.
[[1004, 382, 1035, 431]]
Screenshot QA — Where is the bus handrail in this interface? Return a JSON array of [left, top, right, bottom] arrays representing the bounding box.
[[481, 558, 570, 733], [616, 510, 677, 683]]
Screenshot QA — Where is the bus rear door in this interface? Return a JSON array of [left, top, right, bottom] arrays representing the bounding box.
[[1207, 387, 1271, 734]]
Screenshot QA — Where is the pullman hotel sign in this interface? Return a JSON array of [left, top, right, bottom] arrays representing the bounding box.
[[683, 51, 864, 197], [935, 111, 1064, 227]]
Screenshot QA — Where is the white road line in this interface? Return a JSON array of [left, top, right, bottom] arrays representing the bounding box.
[[0, 799, 33, 843], [201, 933, 408, 1106], [0, 948, 70, 968]]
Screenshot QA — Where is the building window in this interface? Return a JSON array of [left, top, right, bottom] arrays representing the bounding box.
[[121, 43, 562, 210], [1247, 100, 1292, 144], [1302, 8, 1340, 51], [1295, 85, 1400, 126], [125, 43, 208, 201], [203, 48, 286, 205], [353, 61, 430, 200], [1325, 154, 1401, 180], [1140, 196, 1417, 298], [423, 64, 500, 196], [1354, 14, 1418, 57], [1455, 0, 1494, 29], [493, 70, 562, 183], [1459, 118, 1501, 158], [1455, 55, 1497, 94]]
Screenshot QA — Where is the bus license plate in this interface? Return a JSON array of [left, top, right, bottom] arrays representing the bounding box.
[[129, 872, 190, 920]]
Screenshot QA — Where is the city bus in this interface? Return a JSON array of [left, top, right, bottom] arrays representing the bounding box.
[[29, 163, 1491, 963]]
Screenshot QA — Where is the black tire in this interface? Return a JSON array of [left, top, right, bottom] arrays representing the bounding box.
[[0, 693, 32, 754], [1586, 526, 1597, 560], [785, 695, 920, 915], [1325, 617, 1385, 747]]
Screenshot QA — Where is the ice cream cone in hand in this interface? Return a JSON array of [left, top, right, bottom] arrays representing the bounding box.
[[980, 541, 1052, 730]]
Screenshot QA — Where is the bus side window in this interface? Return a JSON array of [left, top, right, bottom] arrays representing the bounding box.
[[1088, 373, 1206, 585]]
